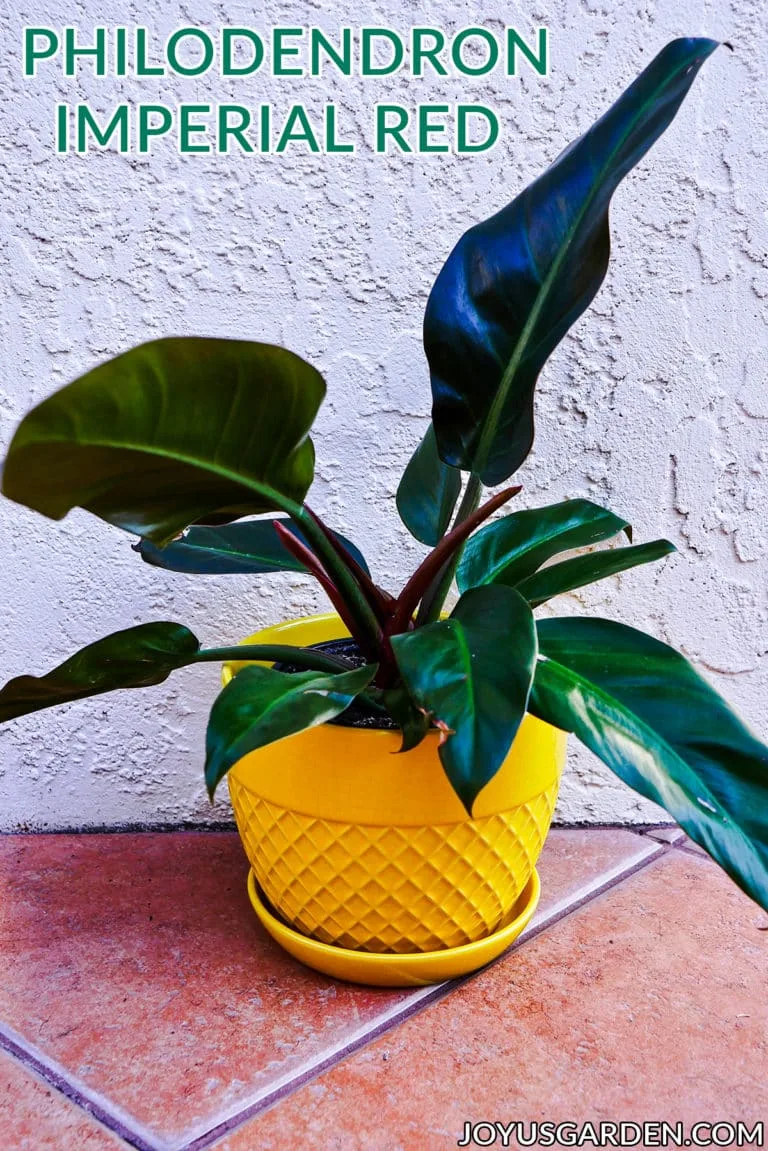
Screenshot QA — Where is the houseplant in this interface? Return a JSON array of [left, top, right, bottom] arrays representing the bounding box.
[[2, 37, 767, 986]]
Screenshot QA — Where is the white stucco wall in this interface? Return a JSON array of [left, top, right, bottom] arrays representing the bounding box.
[[1, 1, 765, 830]]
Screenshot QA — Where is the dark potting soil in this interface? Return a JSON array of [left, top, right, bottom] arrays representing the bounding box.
[[273, 638, 400, 731]]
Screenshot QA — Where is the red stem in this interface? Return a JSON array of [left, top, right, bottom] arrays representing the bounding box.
[[273, 523, 379, 658], [385, 486, 522, 636], [304, 506, 395, 622]]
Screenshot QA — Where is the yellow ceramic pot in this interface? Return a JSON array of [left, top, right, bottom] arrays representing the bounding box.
[[224, 614, 566, 964]]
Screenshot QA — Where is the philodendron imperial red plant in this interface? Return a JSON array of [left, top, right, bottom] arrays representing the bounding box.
[[3, 37, 768, 941]]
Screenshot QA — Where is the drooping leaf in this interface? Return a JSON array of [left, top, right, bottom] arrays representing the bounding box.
[[530, 617, 768, 911], [517, 539, 675, 607], [396, 424, 462, 546], [457, 499, 630, 593], [391, 585, 537, 812], [0, 623, 200, 722], [137, 518, 370, 577], [205, 663, 377, 798], [2, 338, 325, 545], [425, 38, 718, 483]]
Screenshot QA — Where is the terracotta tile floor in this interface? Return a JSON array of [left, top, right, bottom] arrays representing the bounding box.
[[1, 828, 765, 1150]]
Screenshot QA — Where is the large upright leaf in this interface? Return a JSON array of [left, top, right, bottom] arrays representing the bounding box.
[[396, 424, 462, 546], [0, 623, 200, 722], [530, 617, 768, 910], [458, 499, 630, 593], [425, 39, 718, 483], [391, 585, 537, 812], [137, 518, 370, 576], [2, 338, 325, 545], [205, 663, 377, 798]]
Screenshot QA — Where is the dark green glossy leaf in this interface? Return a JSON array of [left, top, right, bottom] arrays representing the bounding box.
[[391, 585, 537, 812], [530, 618, 768, 911], [396, 425, 462, 546], [425, 39, 718, 483], [0, 623, 200, 722], [517, 539, 675, 607], [457, 499, 630, 593], [137, 518, 370, 577], [205, 663, 377, 798], [380, 685, 431, 753], [2, 338, 325, 546]]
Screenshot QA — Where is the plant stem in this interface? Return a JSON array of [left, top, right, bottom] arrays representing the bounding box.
[[416, 474, 483, 625], [304, 506, 396, 622], [195, 645, 355, 674], [388, 481, 517, 634], [289, 507, 384, 653], [273, 521, 366, 648]]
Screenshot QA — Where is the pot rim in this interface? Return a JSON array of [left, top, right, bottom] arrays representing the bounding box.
[[222, 612, 396, 737], [223, 612, 566, 823]]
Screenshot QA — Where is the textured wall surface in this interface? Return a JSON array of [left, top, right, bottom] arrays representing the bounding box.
[[1, 1, 766, 830]]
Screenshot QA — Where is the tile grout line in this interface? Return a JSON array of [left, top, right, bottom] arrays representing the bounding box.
[[525, 839, 668, 938], [640, 831, 685, 847], [0, 1021, 169, 1151], [675, 844, 710, 859], [178, 837, 670, 1151], [639, 827, 713, 859]]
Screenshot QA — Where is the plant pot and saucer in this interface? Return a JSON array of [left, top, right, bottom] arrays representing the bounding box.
[[223, 613, 566, 987], [4, 40, 768, 1001]]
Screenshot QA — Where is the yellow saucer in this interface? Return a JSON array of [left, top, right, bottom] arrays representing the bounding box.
[[247, 869, 541, 987]]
